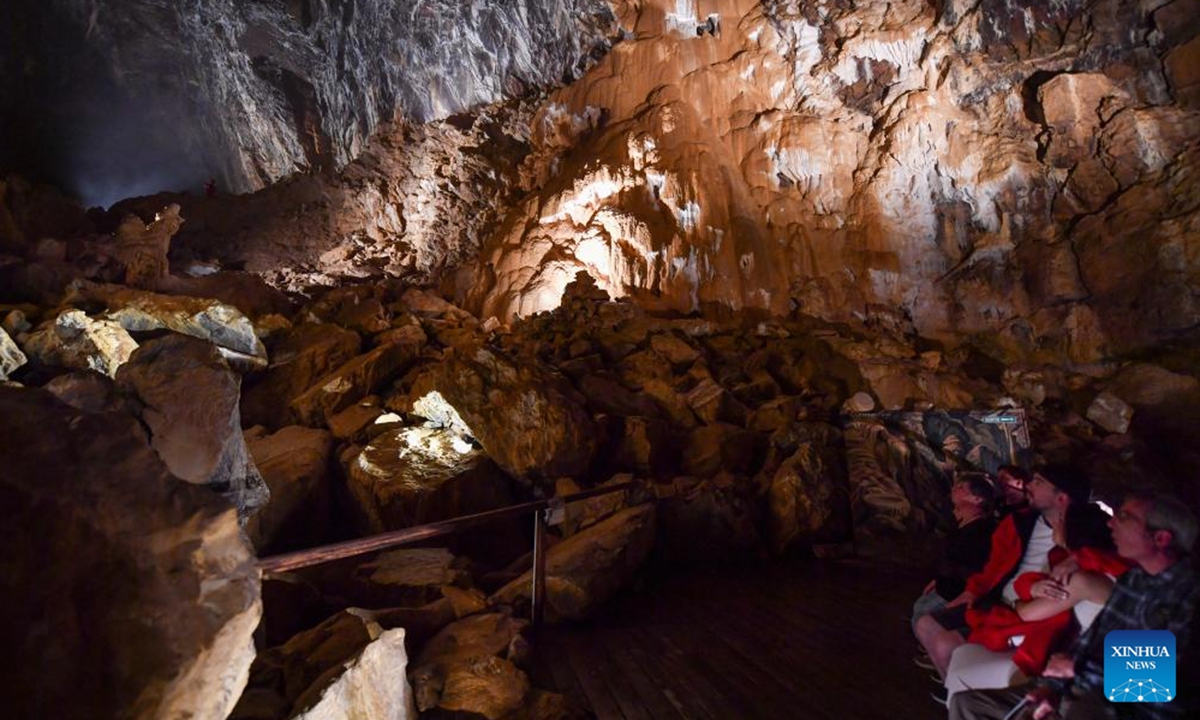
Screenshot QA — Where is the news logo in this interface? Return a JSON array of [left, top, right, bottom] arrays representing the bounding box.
[[1104, 630, 1176, 703]]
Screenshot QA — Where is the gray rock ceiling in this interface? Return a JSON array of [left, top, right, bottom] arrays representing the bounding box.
[[0, 0, 617, 207]]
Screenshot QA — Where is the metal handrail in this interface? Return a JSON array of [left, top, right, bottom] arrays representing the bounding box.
[[256, 480, 640, 624]]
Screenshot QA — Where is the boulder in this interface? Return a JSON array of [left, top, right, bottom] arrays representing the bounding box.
[[0, 324, 27, 378], [409, 346, 595, 480], [290, 339, 420, 427], [410, 613, 531, 718], [245, 425, 334, 553], [1087, 390, 1134, 434], [72, 283, 268, 368], [345, 426, 516, 533], [555, 475, 635, 538], [292, 629, 415, 720], [20, 308, 138, 376], [232, 609, 416, 720], [109, 204, 181, 288], [117, 334, 268, 518], [1105, 363, 1200, 408], [490, 504, 656, 621], [241, 322, 362, 429], [768, 443, 852, 553], [43, 370, 130, 414], [0, 386, 260, 720], [351, 548, 472, 608]]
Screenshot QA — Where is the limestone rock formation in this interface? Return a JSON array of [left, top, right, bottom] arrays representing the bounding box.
[[0, 324, 28, 378], [232, 609, 415, 720], [73, 283, 269, 368], [352, 548, 472, 609], [117, 334, 269, 518], [245, 425, 334, 553], [345, 425, 515, 533], [21, 308, 138, 376], [241, 322, 363, 429], [2, 0, 618, 204], [409, 345, 597, 481], [109, 204, 181, 288], [768, 442, 852, 553], [290, 339, 421, 426], [0, 385, 261, 720], [410, 613, 532, 718], [491, 504, 657, 621]]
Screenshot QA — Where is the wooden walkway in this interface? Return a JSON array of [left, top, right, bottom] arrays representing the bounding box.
[[528, 559, 937, 720]]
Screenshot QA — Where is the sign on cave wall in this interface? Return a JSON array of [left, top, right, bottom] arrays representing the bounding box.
[[843, 409, 1032, 535]]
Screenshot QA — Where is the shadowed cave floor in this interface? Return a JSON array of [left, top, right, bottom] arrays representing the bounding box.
[[528, 559, 935, 720]]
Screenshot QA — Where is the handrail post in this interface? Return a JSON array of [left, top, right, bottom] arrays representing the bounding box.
[[532, 507, 547, 626]]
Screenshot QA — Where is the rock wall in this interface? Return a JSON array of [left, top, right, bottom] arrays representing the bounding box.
[[0, 0, 617, 206], [458, 0, 1200, 362]]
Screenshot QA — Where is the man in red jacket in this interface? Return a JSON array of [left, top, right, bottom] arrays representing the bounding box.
[[917, 465, 1092, 684]]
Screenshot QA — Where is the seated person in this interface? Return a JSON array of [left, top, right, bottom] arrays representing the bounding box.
[[943, 502, 1128, 700], [950, 491, 1200, 720], [913, 473, 998, 635], [917, 466, 1088, 680]]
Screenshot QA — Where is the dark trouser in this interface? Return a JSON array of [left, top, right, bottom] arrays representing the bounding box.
[[950, 683, 1118, 720]]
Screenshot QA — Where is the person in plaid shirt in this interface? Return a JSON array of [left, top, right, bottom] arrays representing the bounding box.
[[950, 491, 1199, 720]]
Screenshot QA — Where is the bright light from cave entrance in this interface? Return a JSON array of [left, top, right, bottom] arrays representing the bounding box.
[[410, 390, 476, 455]]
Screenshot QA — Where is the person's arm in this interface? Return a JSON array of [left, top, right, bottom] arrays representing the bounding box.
[[962, 514, 1021, 600], [1016, 571, 1114, 622]]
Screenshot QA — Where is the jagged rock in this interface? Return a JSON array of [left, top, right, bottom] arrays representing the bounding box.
[[351, 548, 472, 608], [0, 386, 260, 720], [0, 324, 27, 378], [43, 370, 129, 414], [232, 609, 415, 720], [158, 271, 295, 320], [72, 283, 268, 369], [608, 415, 672, 477], [290, 340, 420, 427], [650, 332, 701, 366], [242, 323, 363, 429], [109, 204, 181, 288], [20, 308, 138, 376], [749, 396, 803, 433], [1087, 390, 1134, 434], [345, 426, 515, 533], [491, 504, 656, 621], [327, 397, 386, 440], [681, 423, 765, 479], [555, 475, 635, 538], [1105, 363, 1200, 408], [655, 477, 761, 561], [291, 628, 415, 720], [768, 443, 852, 554], [409, 346, 596, 480], [411, 613, 532, 718], [2, 306, 34, 334], [116, 334, 268, 518], [245, 426, 334, 553]]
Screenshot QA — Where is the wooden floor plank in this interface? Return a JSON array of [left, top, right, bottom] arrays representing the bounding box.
[[534, 559, 937, 720]]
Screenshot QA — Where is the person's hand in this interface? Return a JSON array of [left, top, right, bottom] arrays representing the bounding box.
[[1050, 558, 1079, 584], [1042, 654, 1075, 679], [1030, 579, 1070, 601], [946, 590, 976, 608], [923, 579, 937, 595], [1023, 685, 1060, 720]]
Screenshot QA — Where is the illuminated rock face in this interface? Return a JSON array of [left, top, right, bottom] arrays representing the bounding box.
[[0, 0, 617, 205], [460, 0, 1200, 361]]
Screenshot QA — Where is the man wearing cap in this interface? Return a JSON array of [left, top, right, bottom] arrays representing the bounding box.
[[917, 465, 1091, 681], [950, 491, 1200, 719]]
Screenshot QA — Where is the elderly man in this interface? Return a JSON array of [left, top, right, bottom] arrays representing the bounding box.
[[950, 492, 1200, 720]]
